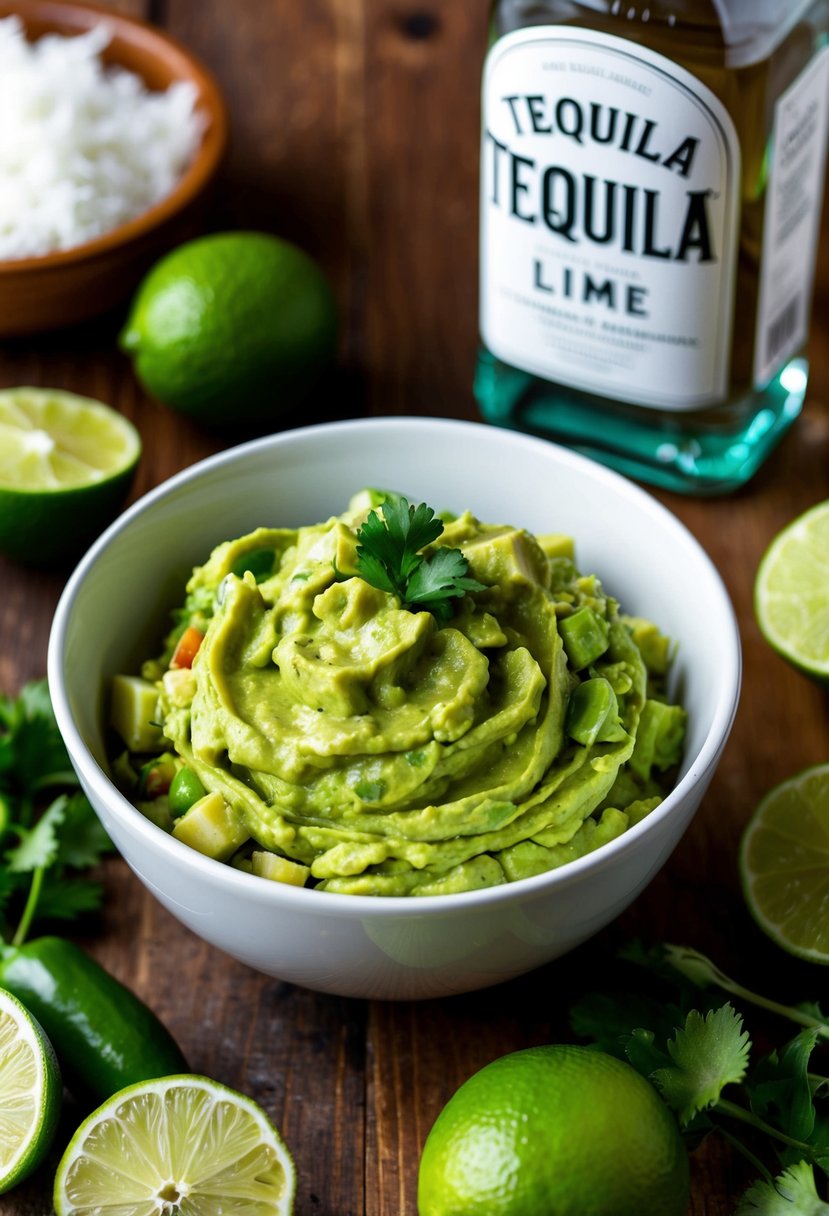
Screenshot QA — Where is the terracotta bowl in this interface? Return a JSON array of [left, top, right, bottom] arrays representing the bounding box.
[[0, 0, 228, 335]]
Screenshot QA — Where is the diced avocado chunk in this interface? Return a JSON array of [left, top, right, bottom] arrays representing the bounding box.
[[172, 791, 249, 861], [454, 609, 508, 649], [161, 667, 197, 708], [465, 529, 548, 587], [565, 678, 626, 747], [251, 850, 310, 887], [558, 606, 610, 670], [624, 616, 674, 676], [335, 529, 359, 576], [347, 487, 404, 514], [110, 675, 163, 752], [537, 533, 575, 561]]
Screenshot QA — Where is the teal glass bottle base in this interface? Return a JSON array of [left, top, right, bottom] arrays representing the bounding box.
[[474, 351, 808, 495]]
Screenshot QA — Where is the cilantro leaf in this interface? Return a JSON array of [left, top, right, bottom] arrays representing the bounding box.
[[353, 547, 398, 596], [406, 547, 486, 611], [650, 1004, 750, 1125], [0, 679, 78, 797], [55, 793, 112, 870], [356, 508, 409, 591], [736, 1161, 829, 1215], [0, 681, 115, 946], [625, 1026, 673, 1078], [351, 497, 485, 623], [570, 989, 687, 1060], [746, 1035, 829, 1175], [748, 1031, 821, 1145], [381, 497, 443, 578], [5, 796, 68, 873], [571, 943, 829, 1199], [36, 873, 107, 921]]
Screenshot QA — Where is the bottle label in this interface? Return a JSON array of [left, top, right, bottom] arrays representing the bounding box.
[[753, 45, 829, 388], [480, 26, 741, 411]]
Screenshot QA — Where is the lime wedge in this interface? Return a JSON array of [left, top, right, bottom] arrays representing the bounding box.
[[740, 763, 829, 964], [54, 1074, 296, 1215], [754, 500, 829, 682], [0, 387, 141, 566], [0, 987, 62, 1195]]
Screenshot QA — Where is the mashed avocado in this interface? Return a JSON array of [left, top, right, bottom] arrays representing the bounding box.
[[112, 492, 686, 896]]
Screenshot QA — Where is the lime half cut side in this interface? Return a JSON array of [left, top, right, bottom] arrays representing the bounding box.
[[755, 500, 829, 682], [740, 763, 829, 964], [0, 987, 62, 1195], [0, 387, 141, 566], [54, 1074, 296, 1215]]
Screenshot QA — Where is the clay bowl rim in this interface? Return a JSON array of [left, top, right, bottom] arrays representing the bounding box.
[[0, 0, 229, 275]]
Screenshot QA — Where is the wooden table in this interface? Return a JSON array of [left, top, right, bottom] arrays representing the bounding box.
[[4, 3, 829, 1212]]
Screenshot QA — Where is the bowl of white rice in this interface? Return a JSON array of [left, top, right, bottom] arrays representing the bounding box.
[[0, 0, 227, 335]]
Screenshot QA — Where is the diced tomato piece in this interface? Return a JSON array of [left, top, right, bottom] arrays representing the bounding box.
[[170, 626, 204, 670], [138, 753, 177, 799]]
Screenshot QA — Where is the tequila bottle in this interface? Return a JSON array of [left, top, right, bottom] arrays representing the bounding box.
[[476, 1, 829, 492]]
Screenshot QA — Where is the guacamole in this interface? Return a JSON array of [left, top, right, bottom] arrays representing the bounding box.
[[111, 492, 686, 896]]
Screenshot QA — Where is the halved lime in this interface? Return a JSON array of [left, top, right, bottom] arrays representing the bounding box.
[[755, 501, 829, 682], [740, 763, 829, 964], [0, 987, 62, 1195], [54, 1074, 296, 1215], [0, 387, 141, 566]]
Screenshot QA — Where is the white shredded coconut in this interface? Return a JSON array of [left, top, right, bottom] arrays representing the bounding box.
[[0, 17, 205, 259]]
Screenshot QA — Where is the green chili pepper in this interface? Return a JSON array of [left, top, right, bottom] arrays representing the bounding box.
[[0, 936, 187, 1105]]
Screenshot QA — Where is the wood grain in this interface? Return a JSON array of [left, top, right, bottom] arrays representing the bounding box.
[[2, 2, 829, 1213]]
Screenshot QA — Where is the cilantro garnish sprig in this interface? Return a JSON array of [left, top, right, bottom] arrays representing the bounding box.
[[0, 680, 113, 948], [348, 497, 486, 623], [571, 941, 829, 1213]]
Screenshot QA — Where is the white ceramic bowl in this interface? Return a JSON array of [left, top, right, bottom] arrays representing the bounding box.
[[48, 418, 741, 1000]]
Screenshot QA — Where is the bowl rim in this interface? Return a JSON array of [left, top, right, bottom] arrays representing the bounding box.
[[0, 0, 228, 273], [47, 416, 742, 919]]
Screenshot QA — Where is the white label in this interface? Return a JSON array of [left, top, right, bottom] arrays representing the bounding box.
[[753, 45, 829, 388], [480, 27, 741, 411]]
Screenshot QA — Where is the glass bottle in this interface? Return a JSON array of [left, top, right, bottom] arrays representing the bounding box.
[[475, 1, 829, 493]]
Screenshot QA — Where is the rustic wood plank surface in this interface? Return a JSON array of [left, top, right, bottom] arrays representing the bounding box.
[[2, 1, 829, 1213]]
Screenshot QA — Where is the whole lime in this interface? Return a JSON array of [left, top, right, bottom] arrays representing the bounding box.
[[417, 1044, 689, 1216], [119, 231, 337, 427]]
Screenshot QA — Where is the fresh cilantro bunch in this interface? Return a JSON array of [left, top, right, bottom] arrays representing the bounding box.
[[571, 942, 829, 1214], [350, 497, 485, 623], [0, 680, 113, 947]]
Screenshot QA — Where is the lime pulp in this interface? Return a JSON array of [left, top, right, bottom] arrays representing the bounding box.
[[0, 987, 62, 1195], [740, 762, 829, 964], [0, 387, 140, 566], [53, 1074, 295, 1215]]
